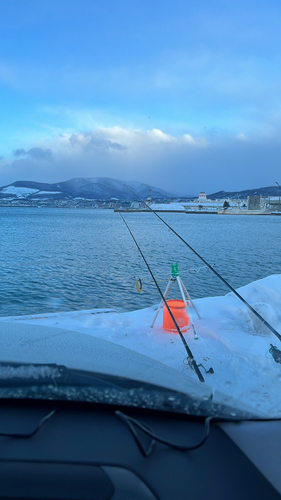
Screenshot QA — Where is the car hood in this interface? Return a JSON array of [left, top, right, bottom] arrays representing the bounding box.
[[0, 321, 211, 398], [0, 321, 262, 418]]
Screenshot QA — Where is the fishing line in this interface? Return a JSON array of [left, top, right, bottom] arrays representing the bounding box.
[[124, 186, 281, 343], [119, 213, 205, 383], [134, 277, 177, 295], [134, 264, 212, 287]]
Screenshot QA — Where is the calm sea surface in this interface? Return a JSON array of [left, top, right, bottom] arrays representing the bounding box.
[[0, 207, 280, 317]]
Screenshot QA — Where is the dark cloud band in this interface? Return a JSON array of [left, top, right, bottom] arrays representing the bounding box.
[[13, 147, 52, 160]]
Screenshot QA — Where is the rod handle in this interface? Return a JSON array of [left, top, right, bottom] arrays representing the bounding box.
[[191, 360, 205, 383]]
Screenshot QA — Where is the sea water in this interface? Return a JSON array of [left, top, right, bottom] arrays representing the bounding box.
[[0, 207, 280, 316]]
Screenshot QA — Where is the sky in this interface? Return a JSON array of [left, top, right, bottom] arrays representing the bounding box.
[[0, 0, 281, 195]]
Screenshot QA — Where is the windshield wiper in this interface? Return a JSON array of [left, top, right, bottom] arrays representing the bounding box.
[[0, 362, 261, 420], [0, 362, 120, 388], [0, 362, 211, 416]]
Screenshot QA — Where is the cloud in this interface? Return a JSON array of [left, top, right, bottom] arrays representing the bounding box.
[[236, 133, 248, 141], [13, 148, 26, 157], [13, 147, 52, 160], [69, 132, 126, 151], [93, 126, 207, 149], [1, 125, 281, 196], [1, 127, 209, 192]]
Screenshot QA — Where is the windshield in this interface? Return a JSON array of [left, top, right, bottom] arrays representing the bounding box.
[[0, 1, 280, 420]]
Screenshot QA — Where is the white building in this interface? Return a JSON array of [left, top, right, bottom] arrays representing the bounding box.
[[198, 192, 207, 202]]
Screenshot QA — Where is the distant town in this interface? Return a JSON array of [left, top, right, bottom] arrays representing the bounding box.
[[116, 191, 281, 215], [0, 190, 280, 215], [0, 178, 280, 214]]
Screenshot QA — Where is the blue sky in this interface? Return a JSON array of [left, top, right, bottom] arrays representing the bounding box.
[[0, 0, 281, 194]]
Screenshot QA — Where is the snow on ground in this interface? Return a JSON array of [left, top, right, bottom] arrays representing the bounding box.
[[183, 202, 224, 207], [149, 202, 223, 211], [150, 203, 185, 211], [1, 275, 281, 416]]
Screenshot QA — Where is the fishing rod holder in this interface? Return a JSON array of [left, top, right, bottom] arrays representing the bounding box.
[[151, 268, 201, 338]]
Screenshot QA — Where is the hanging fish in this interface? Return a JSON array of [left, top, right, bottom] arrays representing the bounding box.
[[135, 278, 143, 293], [269, 344, 281, 364]]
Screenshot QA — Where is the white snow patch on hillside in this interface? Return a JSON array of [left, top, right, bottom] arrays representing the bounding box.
[[37, 191, 62, 195], [1, 186, 38, 198]]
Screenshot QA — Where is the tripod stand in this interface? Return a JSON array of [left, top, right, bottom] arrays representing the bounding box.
[[151, 263, 201, 338]]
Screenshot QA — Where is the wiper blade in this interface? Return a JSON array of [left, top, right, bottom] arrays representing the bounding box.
[[0, 362, 123, 389], [0, 363, 257, 420], [0, 362, 211, 415], [0, 363, 66, 387], [0, 362, 160, 394]]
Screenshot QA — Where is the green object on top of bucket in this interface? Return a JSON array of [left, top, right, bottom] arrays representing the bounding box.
[[171, 262, 179, 277]]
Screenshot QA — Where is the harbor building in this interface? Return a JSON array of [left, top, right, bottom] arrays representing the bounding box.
[[247, 196, 261, 210], [198, 192, 207, 202]]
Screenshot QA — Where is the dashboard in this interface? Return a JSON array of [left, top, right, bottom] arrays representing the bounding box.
[[0, 399, 280, 499]]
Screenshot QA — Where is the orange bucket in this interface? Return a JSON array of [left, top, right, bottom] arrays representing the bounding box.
[[163, 299, 189, 332]]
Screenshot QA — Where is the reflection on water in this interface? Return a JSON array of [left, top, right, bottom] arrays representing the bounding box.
[[0, 207, 280, 316]]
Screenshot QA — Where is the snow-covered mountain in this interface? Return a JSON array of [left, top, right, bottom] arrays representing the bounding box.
[[0, 178, 176, 201]]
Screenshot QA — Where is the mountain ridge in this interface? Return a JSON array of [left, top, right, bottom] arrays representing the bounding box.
[[0, 177, 279, 201], [0, 177, 178, 201], [207, 185, 281, 199]]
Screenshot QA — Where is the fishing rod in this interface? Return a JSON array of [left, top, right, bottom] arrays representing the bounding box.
[[124, 186, 281, 343], [119, 213, 205, 383]]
